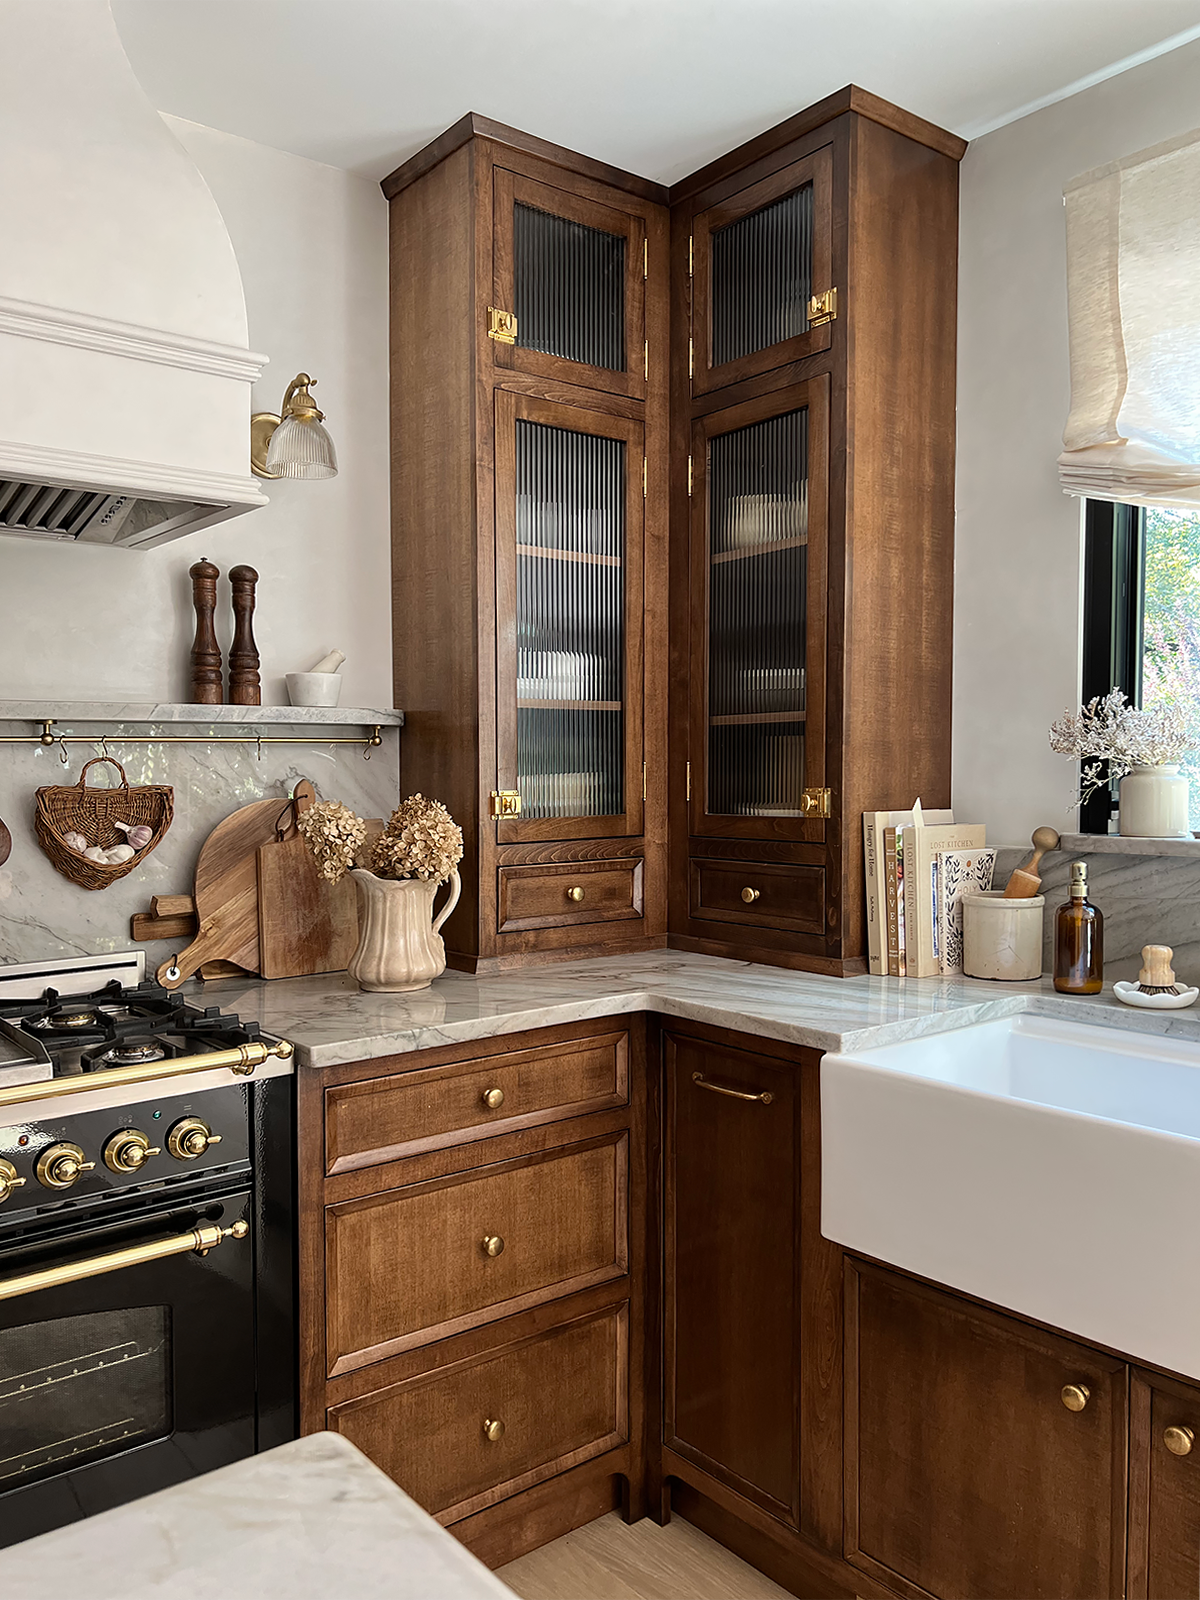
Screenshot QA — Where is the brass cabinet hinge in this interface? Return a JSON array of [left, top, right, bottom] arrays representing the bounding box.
[[687, 456, 693, 497], [644, 339, 649, 381], [642, 457, 647, 498], [643, 238, 648, 280], [807, 289, 837, 327], [487, 307, 518, 344], [688, 337, 694, 380], [688, 235, 693, 277], [685, 761, 691, 801], [801, 786, 832, 819], [642, 761, 647, 801], [489, 789, 522, 818]]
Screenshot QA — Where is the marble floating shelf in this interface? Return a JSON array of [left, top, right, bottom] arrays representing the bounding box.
[[1060, 831, 1200, 858], [0, 701, 404, 727]]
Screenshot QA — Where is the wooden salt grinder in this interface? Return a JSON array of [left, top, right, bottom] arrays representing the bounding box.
[[188, 558, 223, 705], [1003, 825, 1062, 899], [228, 565, 261, 706]]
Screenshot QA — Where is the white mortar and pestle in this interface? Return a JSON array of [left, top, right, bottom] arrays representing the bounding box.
[[962, 826, 1059, 981], [286, 648, 346, 708]]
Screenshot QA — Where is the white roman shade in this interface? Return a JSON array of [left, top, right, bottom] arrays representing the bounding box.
[[1059, 127, 1200, 508]]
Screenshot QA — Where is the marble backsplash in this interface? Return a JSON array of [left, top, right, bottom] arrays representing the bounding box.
[[994, 842, 1200, 985], [0, 718, 400, 970]]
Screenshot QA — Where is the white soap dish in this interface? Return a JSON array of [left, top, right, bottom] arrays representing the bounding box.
[[1113, 981, 1199, 1010]]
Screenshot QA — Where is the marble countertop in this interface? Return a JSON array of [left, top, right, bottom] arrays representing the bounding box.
[[5, 1432, 514, 1599], [196, 950, 1200, 1069]]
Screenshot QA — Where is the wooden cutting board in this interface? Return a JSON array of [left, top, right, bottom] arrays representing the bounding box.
[[156, 795, 289, 989], [257, 785, 382, 979]]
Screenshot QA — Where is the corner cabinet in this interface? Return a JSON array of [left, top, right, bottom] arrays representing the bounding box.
[[384, 118, 669, 973], [670, 92, 963, 974]]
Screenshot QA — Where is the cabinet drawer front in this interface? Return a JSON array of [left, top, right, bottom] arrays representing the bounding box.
[[325, 1032, 629, 1173], [326, 1136, 627, 1375], [690, 858, 824, 934], [498, 858, 644, 932], [330, 1305, 628, 1523]]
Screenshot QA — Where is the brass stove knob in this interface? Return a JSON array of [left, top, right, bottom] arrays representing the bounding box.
[[36, 1142, 96, 1190], [167, 1117, 222, 1161], [0, 1159, 26, 1205], [103, 1130, 162, 1174]]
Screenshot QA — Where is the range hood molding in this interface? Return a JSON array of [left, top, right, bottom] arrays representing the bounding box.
[[0, 0, 269, 548]]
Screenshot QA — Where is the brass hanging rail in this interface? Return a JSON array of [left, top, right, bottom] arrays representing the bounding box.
[[0, 719, 384, 753]]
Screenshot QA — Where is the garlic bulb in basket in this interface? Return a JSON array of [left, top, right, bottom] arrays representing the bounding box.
[[114, 821, 153, 850], [64, 831, 88, 852], [105, 844, 136, 864]]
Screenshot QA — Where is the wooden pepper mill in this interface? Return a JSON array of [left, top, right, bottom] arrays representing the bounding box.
[[188, 558, 223, 705], [228, 565, 262, 706]]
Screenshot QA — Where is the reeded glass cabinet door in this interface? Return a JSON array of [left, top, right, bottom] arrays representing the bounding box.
[[690, 379, 828, 841], [691, 148, 833, 395], [492, 170, 647, 399], [495, 391, 644, 841]]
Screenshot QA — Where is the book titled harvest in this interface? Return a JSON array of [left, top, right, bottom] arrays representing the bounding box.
[[935, 848, 997, 974], [901, 822, 987, 979], [863, 807, 952, 976]]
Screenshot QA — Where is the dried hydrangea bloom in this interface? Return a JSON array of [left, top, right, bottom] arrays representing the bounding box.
[[296, 799, 368, 884], [370, 794, 464, 883], [1049, 690, 1196, 806]]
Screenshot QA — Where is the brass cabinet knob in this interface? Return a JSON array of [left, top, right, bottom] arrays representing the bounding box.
[[1165, 1425, 1195, 1457], [482, 1235, 505, 1258], [566, 886, 585, 903], [103, 1130, 161, 1174], [483, 1418, 505, 1443], [0, 1159, 26, 1205], [481, 1087, 505, 1110], [741, 887, 761, 903], [1061, 1384, 1090, 1413], [167, 1117, 222, 1161], [36, 1142, 96, 1190]]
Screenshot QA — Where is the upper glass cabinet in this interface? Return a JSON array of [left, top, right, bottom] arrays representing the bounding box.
[[494, 391, 645, 841], [492, 170, 648, 399], [691, 147, 833, 395], [690, 378, 829, 841]]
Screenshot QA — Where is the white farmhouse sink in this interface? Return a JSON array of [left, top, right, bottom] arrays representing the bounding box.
[[822, 1013, 1200, 1379]]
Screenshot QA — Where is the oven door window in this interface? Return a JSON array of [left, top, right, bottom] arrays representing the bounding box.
[[0, 1307, 171, 1492]]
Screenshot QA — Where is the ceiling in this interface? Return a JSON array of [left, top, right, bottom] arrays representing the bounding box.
[[110, 0, 1200, 185]]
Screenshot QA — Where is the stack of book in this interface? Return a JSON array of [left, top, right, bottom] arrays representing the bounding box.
[[863, 805, 996, 977]]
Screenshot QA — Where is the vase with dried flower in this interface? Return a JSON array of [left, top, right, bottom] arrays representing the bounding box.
[[1049, 691, 1195, 838], [297, 793, 462, 991]]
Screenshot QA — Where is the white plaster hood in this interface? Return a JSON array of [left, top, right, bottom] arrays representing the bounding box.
[[0, 0, 268, 548]]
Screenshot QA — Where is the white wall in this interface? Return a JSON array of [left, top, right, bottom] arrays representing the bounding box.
[[0, 116, 392, 710], [953, 38, 1200, 846]]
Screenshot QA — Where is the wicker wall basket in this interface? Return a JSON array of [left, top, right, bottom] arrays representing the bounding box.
[[35, 757, 174, 891]]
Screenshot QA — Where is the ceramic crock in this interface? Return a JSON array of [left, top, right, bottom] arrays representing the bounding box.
[[1118, 764, 1190, 839], [347, 868, 461, 992], [962, 889, 1045, 981]]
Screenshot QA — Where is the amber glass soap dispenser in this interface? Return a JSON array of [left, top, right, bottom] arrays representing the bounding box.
[[1054, 861, 1104, 994]]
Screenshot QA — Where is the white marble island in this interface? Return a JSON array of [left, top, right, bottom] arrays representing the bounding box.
[[5, 1433, 514, 1600]]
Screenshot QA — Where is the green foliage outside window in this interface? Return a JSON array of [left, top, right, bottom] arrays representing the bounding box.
[[1142, 507, 1200, 829]]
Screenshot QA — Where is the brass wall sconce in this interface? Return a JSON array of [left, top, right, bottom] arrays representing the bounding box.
[[251, 373, 338, 480]]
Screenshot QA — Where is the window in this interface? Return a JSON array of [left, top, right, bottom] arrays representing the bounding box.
[[1081, 500, 1200, 831]]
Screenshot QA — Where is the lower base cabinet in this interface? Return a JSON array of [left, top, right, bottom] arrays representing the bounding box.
[[1131, 1369, 1200, 1599]]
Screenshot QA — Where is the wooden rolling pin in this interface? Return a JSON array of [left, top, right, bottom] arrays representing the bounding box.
[[1003, 826, 1061, 898]]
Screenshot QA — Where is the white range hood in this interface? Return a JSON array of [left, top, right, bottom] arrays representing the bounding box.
[[0, 0, 268, 548]]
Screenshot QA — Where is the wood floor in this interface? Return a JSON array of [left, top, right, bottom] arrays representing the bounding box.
[[497, 1511, 795, 1600]]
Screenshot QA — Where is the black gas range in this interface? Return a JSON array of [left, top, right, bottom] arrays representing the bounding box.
[[0, 954, 297, 1547]]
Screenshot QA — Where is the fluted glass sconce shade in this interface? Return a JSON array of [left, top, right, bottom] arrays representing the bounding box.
[[250, 373, 339, 480]]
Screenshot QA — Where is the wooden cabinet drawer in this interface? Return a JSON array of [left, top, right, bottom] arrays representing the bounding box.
[[326, 1134, 627, 1375], [325, 1031, 629, 1173], [690, 858, 824, 935], [497, 858, 643, 933], [330, 1305, 628, 1524]]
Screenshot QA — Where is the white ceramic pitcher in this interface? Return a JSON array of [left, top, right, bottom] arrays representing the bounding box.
[[347, 868, 461, 992]]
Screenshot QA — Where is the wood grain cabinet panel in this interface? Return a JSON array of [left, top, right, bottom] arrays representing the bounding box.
[[325, 1135, 628, 1375], [845, 1260, 1128, 1600], [330, 1305, 628, 1525], [497, 858, 644, 933], [1130, 1368, 1200, 1600], [663, 1030, 800, 1524], [689, 857, 824, 935], [324, 1031, 629, 1172]]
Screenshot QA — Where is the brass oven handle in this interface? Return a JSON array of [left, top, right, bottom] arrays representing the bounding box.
[[691, 1070, 773, 1105], [0, 1039, 294, 1111], [0, 1219, 249, 1303]]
